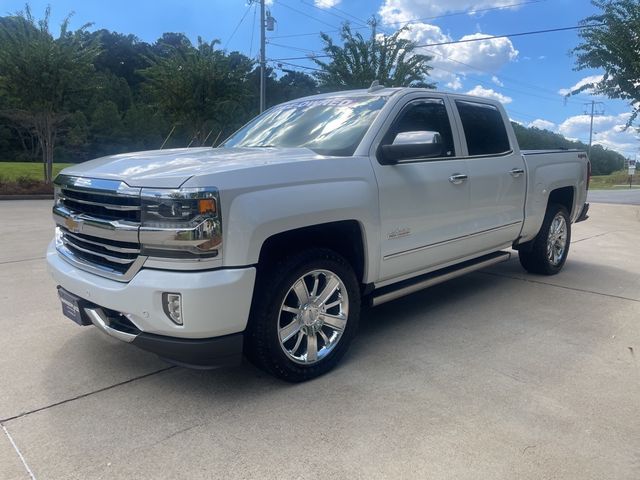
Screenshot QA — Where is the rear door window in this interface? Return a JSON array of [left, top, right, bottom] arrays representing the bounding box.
[[455, 100, 511, 156]]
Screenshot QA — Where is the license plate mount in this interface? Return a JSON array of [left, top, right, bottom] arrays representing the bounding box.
[[57, 287, 92, 326]]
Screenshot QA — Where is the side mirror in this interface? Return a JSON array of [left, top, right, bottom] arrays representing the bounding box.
[[379, 131, 444, 164]]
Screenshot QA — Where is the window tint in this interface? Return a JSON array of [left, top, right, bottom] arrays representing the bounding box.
[[455, 100, 510, 156], [386, 99, 455, 158]]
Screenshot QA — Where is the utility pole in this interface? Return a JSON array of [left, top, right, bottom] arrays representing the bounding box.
[[259, 0, 266, 113], [584, 100, 605, 155]]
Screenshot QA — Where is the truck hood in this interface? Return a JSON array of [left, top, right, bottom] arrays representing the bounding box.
[[58, 147, 331, 188]]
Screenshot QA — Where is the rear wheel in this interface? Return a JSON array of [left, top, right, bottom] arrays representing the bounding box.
[[245, 248, 360, 382], [518, 203, 571, 275]]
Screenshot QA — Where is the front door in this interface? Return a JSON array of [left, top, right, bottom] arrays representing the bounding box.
[[370, 96, 475, 282]]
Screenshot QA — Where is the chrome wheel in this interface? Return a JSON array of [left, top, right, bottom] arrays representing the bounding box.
[[546, 213, 567, 266], [278, 269, 349, 365]]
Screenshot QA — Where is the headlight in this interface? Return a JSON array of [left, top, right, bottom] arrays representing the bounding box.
[[139, 187, 222, 259]]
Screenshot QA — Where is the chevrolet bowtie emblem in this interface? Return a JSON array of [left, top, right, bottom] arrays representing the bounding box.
[[64, 217, 83, 233]]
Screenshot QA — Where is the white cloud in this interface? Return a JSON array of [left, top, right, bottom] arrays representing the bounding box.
[[558, 75, 603, 96], [446, 77, 463, 90], [491, 75, 503, 87], [314, 0, 341, 7], [379, 0, 525, 24], [528, 119, 556, 131], [466, 85, 512, 104], [558, 113, 638, 156], [393, 22, 518, 89]]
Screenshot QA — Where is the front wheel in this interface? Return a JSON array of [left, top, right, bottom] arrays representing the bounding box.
[[518, 203, 571, 275], [245, 248, 360, 382]]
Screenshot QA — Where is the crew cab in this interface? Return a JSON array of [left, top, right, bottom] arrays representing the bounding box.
[[48, 86, 590, 381]]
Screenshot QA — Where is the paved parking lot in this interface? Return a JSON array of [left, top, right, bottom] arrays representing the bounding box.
[[1, 200, 639, 480]]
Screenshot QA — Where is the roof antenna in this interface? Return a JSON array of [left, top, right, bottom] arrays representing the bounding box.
[[368, 80, 385, 92]]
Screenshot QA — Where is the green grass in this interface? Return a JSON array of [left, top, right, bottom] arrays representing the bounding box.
[[0, 162, 73, 182], [590, 170, 639, 190]]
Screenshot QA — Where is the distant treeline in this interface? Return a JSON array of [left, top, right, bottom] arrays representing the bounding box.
[[512, 122, 626, 175]]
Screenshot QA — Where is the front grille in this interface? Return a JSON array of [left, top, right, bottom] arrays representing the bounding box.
[[60, 228, 140, 275], [54, 176, 144, 281], [59, 186, 141, 222]]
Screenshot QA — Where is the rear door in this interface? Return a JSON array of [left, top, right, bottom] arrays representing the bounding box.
[[451, 98, 526, 249]]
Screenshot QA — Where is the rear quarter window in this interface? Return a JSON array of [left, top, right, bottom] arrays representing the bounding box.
[[455, 100, 511, 156]]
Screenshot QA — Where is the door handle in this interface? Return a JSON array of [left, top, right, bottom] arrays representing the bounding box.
[[509, 168, 525, 177], [449, 174, 468, 185]]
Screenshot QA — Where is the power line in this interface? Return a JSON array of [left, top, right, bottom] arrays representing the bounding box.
[[269, 0, 547, 39], [267, 41, 319, 53], [273, 0, 340, 30], [272, 59, 322, 72], [299, 0, 368, 28], [271, 23, 604, 61], [267, 40, 586, 105], [430, 62, 573, 106], [419, 24, 604, 48], [420, 48, 585, 106], [224, 3, 253, 50], [317, 1, 370, 26]]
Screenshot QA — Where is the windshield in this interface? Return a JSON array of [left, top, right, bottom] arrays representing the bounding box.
[[222, 96, 387, 156]]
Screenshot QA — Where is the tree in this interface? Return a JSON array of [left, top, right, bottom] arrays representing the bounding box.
[[273, 71, 318, 104], [142, 38, 254, 145], [570, 0, 640, 127], [89, 30, 153, 91], [313, 23, 435, 90], [0, 6, 100, 182]]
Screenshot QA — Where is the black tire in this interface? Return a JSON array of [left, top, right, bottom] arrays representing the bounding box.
[[518, 203, 571, 275], [245, 248, 360, 382]]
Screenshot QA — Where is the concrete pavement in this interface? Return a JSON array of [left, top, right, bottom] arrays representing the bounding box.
[[1, 200, 639, 479]]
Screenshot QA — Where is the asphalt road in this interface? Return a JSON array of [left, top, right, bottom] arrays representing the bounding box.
[[588, 188, 640, 205], [1, 201, 639, 480]]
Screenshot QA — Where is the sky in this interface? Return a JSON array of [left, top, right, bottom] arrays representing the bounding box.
[[2, 0, 638, 158]]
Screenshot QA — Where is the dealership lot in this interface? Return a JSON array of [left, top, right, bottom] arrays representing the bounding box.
[[1, 200, 639, 480]]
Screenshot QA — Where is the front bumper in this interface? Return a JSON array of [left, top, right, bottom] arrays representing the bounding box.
[[47, 240, 256, 367]]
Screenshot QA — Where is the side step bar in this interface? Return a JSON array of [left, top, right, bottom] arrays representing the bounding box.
[[371, 251, 511, 307]]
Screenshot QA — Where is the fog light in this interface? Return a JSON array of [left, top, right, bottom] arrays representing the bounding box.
[[162, 292, 183, 325]]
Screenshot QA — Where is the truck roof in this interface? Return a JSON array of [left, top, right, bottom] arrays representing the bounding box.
[[283, 87, 505, 107]]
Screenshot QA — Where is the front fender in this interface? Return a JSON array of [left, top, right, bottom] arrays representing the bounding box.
[[222, 180, 380, 283]]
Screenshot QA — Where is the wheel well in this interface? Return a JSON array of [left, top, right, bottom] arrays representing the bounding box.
[[548, 186, 574, 215], [257, 221, 366, 283]]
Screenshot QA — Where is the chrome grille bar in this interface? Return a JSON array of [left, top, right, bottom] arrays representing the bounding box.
[[62, 236, 136, 265], [59, 195, 140, 211], [62, 230, 140, 254]]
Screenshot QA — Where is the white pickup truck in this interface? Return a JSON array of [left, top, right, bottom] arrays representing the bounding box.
[[48, 86, 590, 381]]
